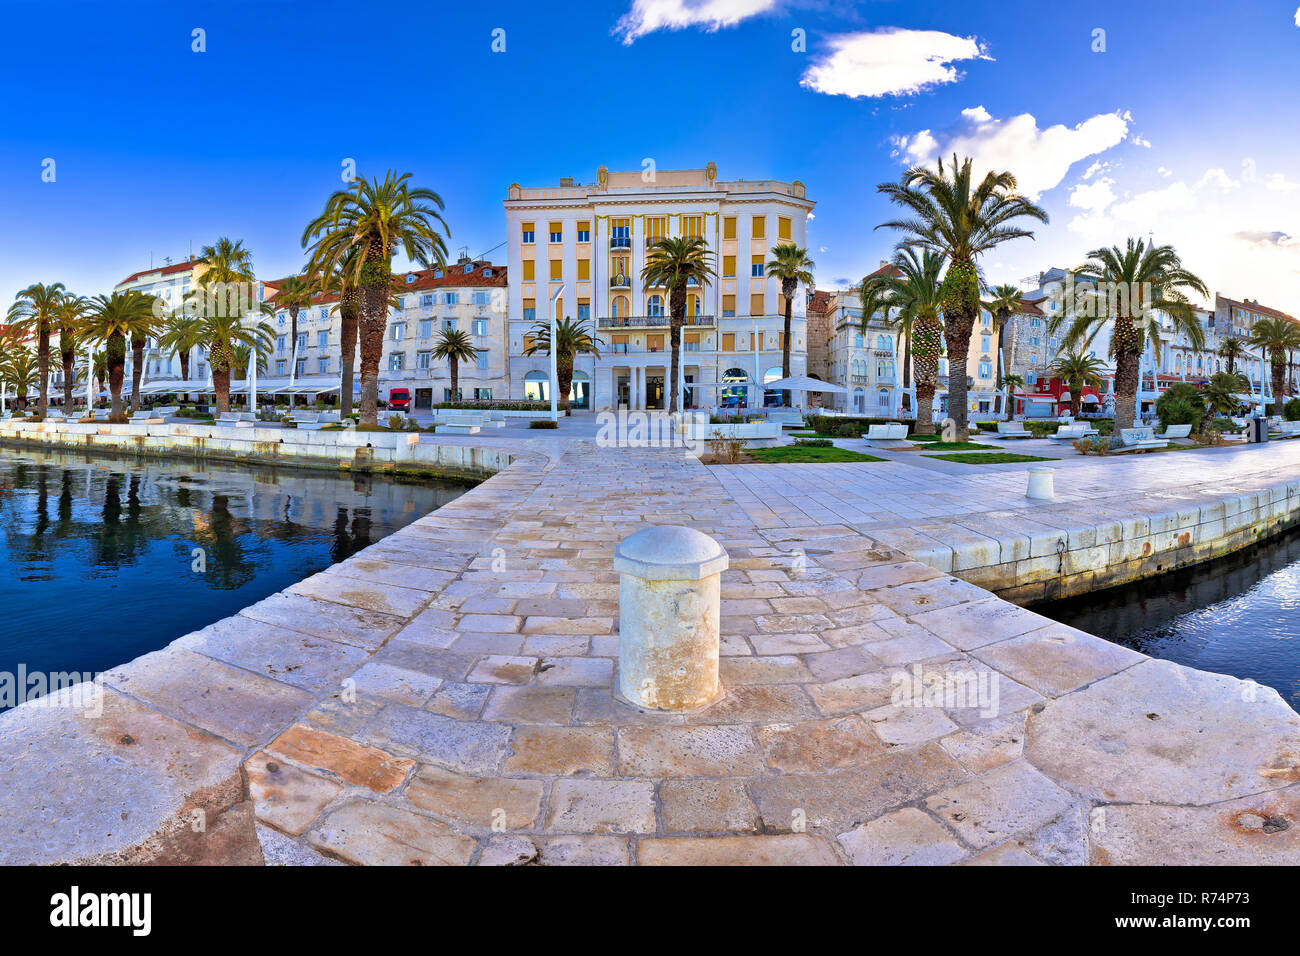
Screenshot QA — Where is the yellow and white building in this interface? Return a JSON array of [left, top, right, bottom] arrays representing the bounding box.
[[504, 164, 815, 411]]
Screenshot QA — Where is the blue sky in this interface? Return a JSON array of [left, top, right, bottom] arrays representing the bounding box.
[[2, 0, 1298, 309]]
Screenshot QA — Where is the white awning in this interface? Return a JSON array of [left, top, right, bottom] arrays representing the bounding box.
[[762, 375, 849, 394]]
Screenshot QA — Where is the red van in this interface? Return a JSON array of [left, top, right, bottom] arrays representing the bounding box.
[[389, 388, 411, 411]]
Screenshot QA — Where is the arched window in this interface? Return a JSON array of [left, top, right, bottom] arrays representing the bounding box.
[[877, 388, 890, 409], [853, 387, 865, 413], [763, 366, 784, 407], [854, 333, 863, 348], [523, 370, 549, 402], [721, 366, 749, 408], [687, 294, 702, 316], [647, 295, 664, 317], [877, 334, 890, 351], [612, 295, 629, 318]]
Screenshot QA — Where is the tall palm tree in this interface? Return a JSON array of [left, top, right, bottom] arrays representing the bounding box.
[[877, 154, 1048, 439], [432, 327, 480, 403], [7, 281, 67, 416], [1219, 336, 1244, 376], [765, 244, 815, 406], [1245, 317, 1300, 407], [1053, 238, 1208, 430], [522, 317, 603, 414], [194, 238, 257, 413], [1001, 373, 1025, 421], [194, 311, 274, 413], [1204, 370, 1250, 420], [314, 250, 361, 417], [302, 171, 449, 426], [1046, 351, 1107, 418], [127, 307, 160, 409], [55, 292, 87, 412], [847, 249, 946, 433], [270, 273, 313, 370], [81, 292, 157, 421], [640, 236, 717, 413], [982, 283, 1023, 391]]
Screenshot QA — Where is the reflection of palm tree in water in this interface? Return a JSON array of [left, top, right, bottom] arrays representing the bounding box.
[[330, 506, 375, 563], [194, 493, 259, 590]]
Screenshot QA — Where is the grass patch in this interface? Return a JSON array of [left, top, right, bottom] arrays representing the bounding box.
[[924, 452, 1058, 464], [913, 440, 996, 451], [748, 446, 886, 463]]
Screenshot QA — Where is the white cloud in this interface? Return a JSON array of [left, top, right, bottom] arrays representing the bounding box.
[[613, 0, 777, 44], [800, 29, 988, 98], [1196, 167, 1241, 190], [1132, 135, 1152, 148], [1295, 5, 1299, 26], [1068, 177, 1118, 213], [892, 106, 1131, 198], [1082, 160, 1110, 180], [1264, 172, 1300, 193], [1156, 166, 1172, 177]]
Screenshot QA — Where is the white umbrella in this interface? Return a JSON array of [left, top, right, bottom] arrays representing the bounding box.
[[762, 375, 849, 410]]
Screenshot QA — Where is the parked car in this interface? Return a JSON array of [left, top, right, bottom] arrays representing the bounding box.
[[388, 388, 411, 412]]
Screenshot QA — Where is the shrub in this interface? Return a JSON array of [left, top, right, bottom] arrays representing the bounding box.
[[386, 413, 407, 430], [1209, 416, 1243, 433], [806, 415, 906, 436], [976, 422, 998, 432], [1024, 421, 1061, 437], [706, 431, 746, 463], [1073, 437, 1111, 456], [1284, 398, 1300, 421], [529, 419, 558, 429], [435, 399, 551, 411], [793, 438, 833, 448], [1156, 383, 1206, 432]]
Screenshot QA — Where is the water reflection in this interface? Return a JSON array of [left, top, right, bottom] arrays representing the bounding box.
[[1038, 529, 1300, 706], [0, 448, 469, 695]]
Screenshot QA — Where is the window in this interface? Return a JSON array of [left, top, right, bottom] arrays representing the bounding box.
[[548, 222, 562, 243], [277, 334, 286, 353], [395, 296, 405, 310], [317, 331, 329, 348], [483, 268, 493, 278], [405, 274, 415, 284], [577, 258, 590, 280], [981, 335, 991, 353], [750, 293, 765, 316], [389, 352, 405, 371], [722, 333, 735, 351], [276, 360, 286, 375], [523, 334, 536, 352], [420, 294, 434, 307], [442, 318, 457, 332], [855, 333, 864, 348], [576, 221, 591, 243], [522, 260, 535, 281], [391, 322, 405, 341], [476, 352, 488, 371], [647, 295, 664, 317], [318, 358, 329, 374], [296, 333, 307, 351], [979, 361, 993, 378], [751, 256, 764, 277], [522, 298, 536, 321], [751, 216, 765, 239], [472, 290, 490, 306], [778, 216, 791, 240], [417, 351, 432, 369], [549, 260, 563, 281], [319, 308, 328, 319], [296, 358, 307, 376], [723, 255, 736, 277], [419, 319, 434, 338], [722, 294, 736, 317], [576, 303, 590, 321], [443, 387, 462, 402], [474, 388, 493, 400], [521, 222, 535, 244], [723, 217, 736, 240], [473, 318, 488, 337], [443, 292, 458, 306]]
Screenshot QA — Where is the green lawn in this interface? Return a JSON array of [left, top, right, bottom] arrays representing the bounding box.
[[923, 452, 1058, 464], [912, 440, 997, 451], [749, 446, 886, 463]]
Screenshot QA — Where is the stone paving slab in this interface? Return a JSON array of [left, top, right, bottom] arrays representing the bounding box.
[[2, 433, 1299, 865]]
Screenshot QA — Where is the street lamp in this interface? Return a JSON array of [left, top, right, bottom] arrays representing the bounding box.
[[549, 283, 565, 423]]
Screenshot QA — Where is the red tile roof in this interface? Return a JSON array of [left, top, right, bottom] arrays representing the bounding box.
[[115, 259, 200, 287], [263, 261, 507, 309], [806, 290, 835, 314], [1019, 299, 1044, 316], [1218, 296, 1297, 324]]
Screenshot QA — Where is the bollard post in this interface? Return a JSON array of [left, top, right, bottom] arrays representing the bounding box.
[[1026, 466, 1055, 500], [614, 525, 728, 710]]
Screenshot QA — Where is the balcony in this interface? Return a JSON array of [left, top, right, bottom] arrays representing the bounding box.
[[610, 274, 631, 289], [610, 235, 631, 250], [598, 314, 716, 330]]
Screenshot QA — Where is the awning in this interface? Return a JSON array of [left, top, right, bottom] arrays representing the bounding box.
[[761, 375, 849, 394]]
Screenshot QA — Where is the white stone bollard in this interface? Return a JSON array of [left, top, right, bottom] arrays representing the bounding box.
[[614, 525, 729, 710], [1026, 467, 1055, 500]]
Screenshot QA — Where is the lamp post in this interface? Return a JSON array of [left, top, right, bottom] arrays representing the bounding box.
[[85, 342, 94, 413], [549, 283, 565, 423]]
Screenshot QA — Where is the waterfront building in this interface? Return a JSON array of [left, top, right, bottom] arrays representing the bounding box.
[[503, 164, 815, 411]]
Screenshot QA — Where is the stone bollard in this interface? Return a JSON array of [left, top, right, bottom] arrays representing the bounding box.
[[614, 525, 729, 710], [1026, 466, 1055, 500]]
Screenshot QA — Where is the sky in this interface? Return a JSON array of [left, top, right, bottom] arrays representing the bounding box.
[[1, 0, 1298, 312]]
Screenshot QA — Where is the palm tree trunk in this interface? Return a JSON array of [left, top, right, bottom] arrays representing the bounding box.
[[1113, 350, 1141, 430], [558, 352, 574, 414], [1271, 352, 1286, 408], [37, 330, 50, 417], [131, 337, 145, 407], [107, 333, 127, 422], [450, 355, 459, 404], [213, 366, 231, 415], [668, 316, 681, 414], [940, 261, 979, 440], [339, 293, 359, 417], [915, 379, 936, 435], [781, 283, 794, 407], [178, 349, 190, 381], [358, 281, 389, 426], [61, 346, 75, 410]]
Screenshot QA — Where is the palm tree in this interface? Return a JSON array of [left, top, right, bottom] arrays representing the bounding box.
[[314, 250, 361, 417], [1053, 238, 1208, 430], [640, 236, 717, 413], [302, 171, 449, 426], [0, 345, 39, 410], [982, 284, 1023, 391], [1001, 373, 1025, 421], [7, 281, 67, 416], [1245, 317, 1300, 407], [80, 292, 157, 421], [270, 273, 313, 370], [848, 249, 946, 433], [1046, 352, 1107, 418], [877, 154, 1049, 439], [522, 317, 603, 414], [127, 307, 160, 409], [432, 328, 480, 403], [194, 311, 274, 413], [158, 310, 204, 381], [765, 244, 815, 406], [55, 292, 87, 412], [1203, 370, 1249, 421], [1219, 336, 1244, 376], [194, 238, 257, 413]]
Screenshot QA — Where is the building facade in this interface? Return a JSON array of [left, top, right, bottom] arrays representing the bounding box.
[[503, 164, 815, 411]]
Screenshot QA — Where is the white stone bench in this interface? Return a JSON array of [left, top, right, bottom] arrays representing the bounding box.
[[1049, 424, 1097, 442], [215, 412, 256, 428], [1118, 427, 1168, 451], [994, 421, 1034, 439], [1159, 423, 1193, 440], [863, 423, 910, 447], [1275, 420, 1300, 437], [439, 421, 481, 434]]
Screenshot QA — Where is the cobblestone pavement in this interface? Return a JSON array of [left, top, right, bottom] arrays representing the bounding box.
[[2, 437, 1298, 865]]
